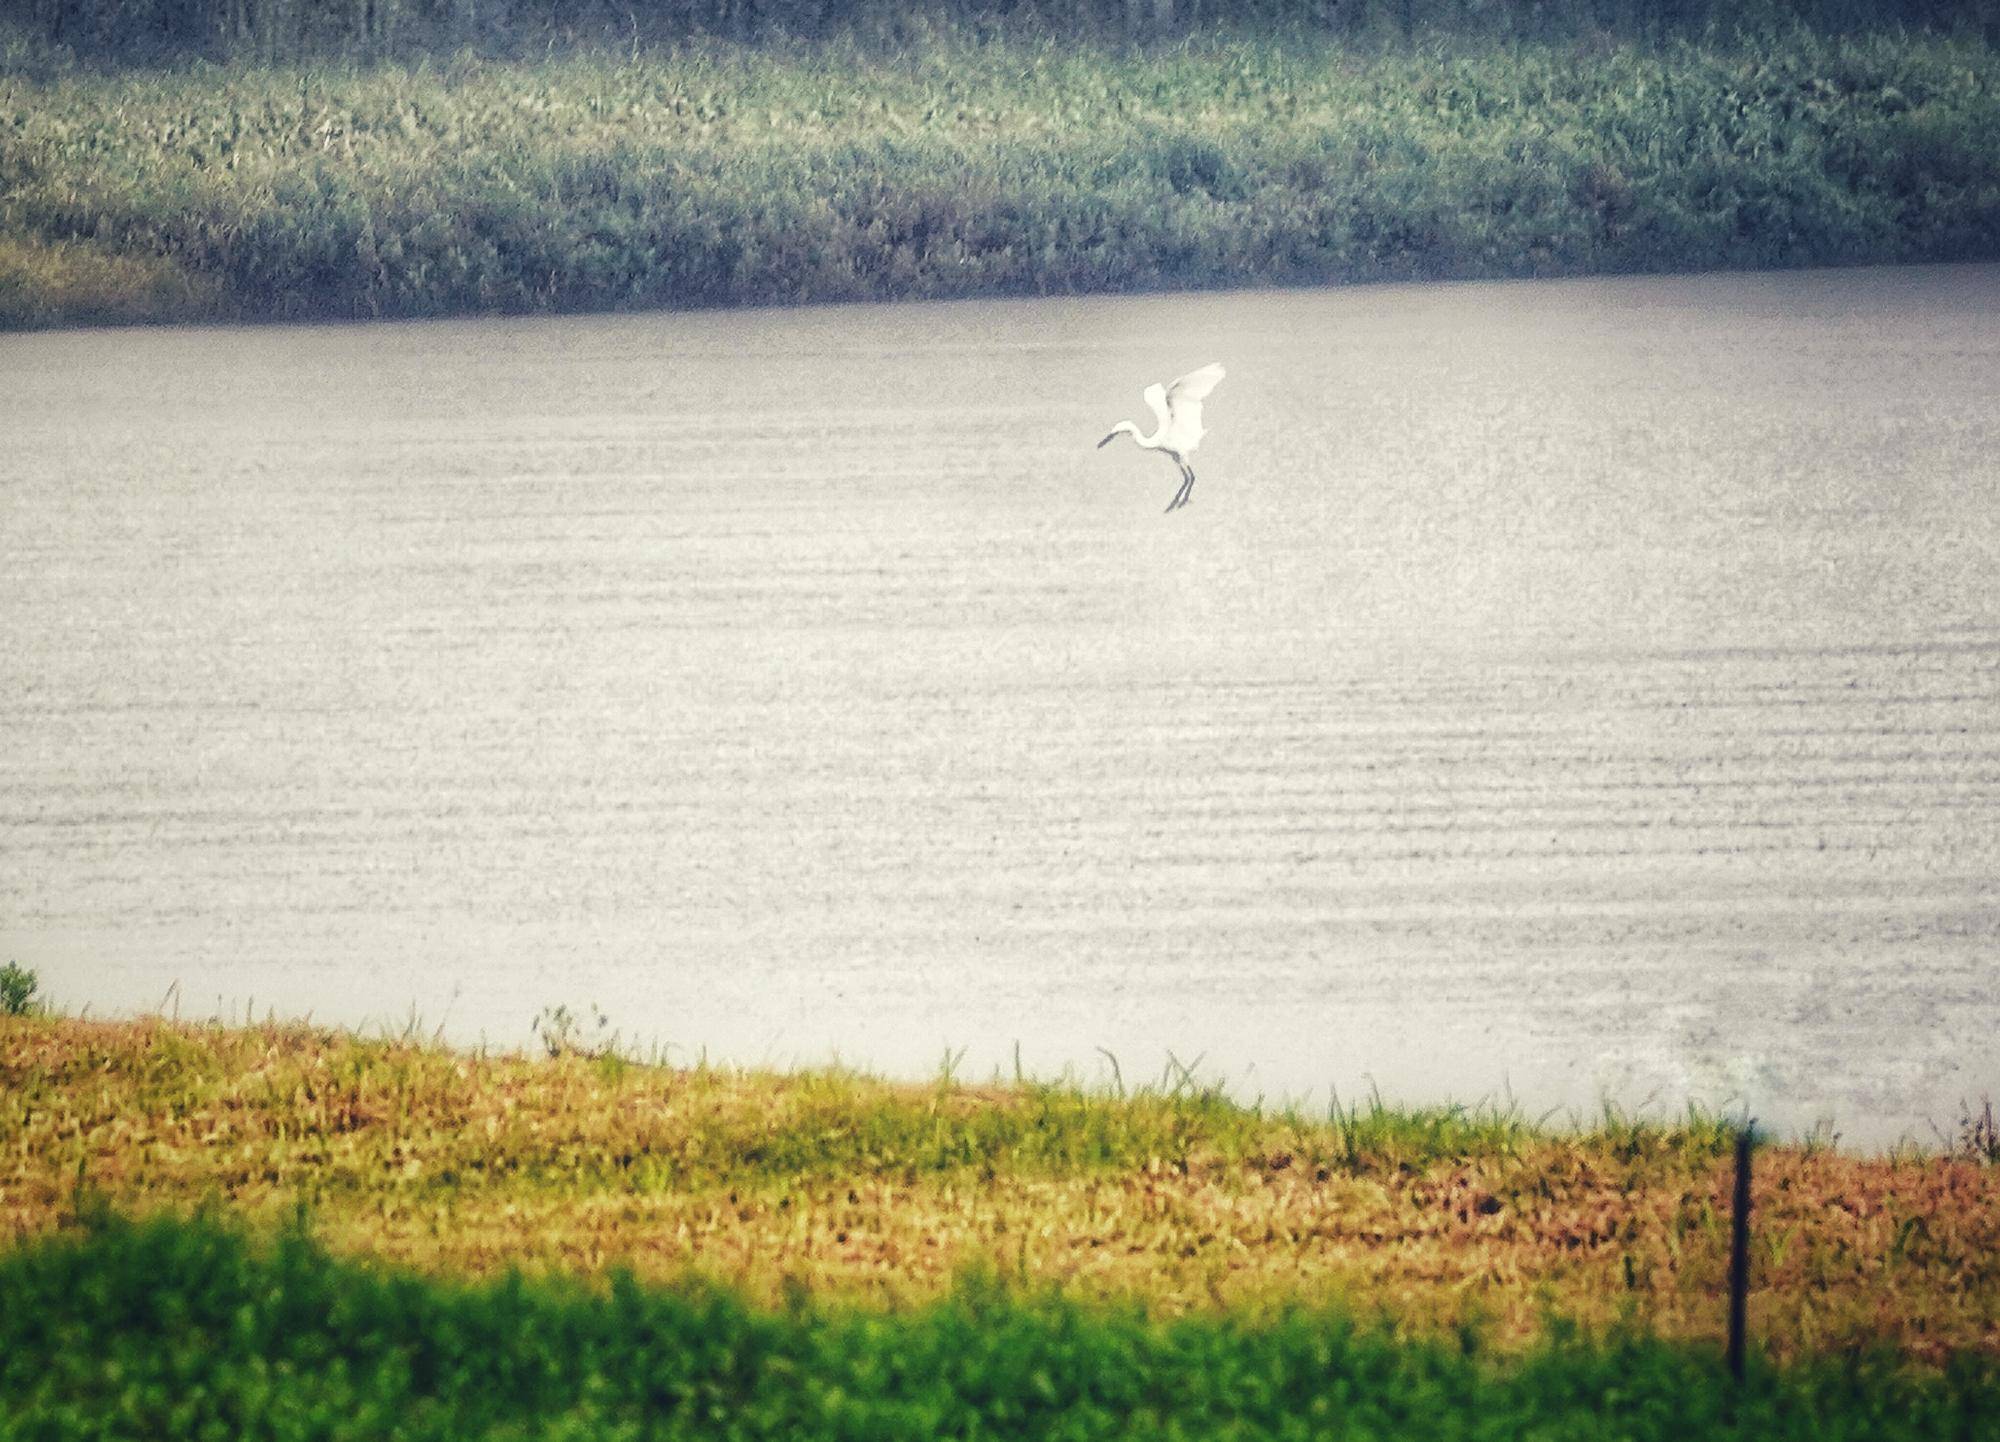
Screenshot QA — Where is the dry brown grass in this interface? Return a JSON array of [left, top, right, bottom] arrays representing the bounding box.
[[0, 235, 219, 328], [4, 1014, 1996, 1361]]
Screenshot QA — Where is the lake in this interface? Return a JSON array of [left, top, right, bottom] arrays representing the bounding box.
[[4, 263, 1997, 1146]]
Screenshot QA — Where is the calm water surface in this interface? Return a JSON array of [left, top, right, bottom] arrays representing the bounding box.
[[5, 265, 1998, 1145]]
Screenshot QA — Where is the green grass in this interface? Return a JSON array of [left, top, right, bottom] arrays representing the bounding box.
[[5, 1208, 1997, 1442], [11, 1015, 1996, 1359], [2, 24, 1996, 328], [2, 1010, 1728, 1197]]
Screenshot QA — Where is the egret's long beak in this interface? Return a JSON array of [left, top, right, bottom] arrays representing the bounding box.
[[1096, 432, 1119, 449]]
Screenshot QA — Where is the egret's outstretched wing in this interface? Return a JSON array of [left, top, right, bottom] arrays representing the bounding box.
[[1160, 362, 1225, 446], [1141, 383, 1171, 434], [1165, 362, 1226, 408]]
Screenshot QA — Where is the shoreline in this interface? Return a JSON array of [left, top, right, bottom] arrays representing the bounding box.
[[6, 251, 1997, 338], [18, 967, 1994, 1157]]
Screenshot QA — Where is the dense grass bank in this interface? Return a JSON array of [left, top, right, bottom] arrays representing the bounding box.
[[3, 24, 1997, 328], [5, 1211, 1999, 1442], [21, 0, 2000, 68], [5, 1015, 1999, 1361]]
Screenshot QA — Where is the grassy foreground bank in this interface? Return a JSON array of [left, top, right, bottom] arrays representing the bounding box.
[[6, 1211, 1999, 1442], [4, 1014, 1998, 1365], [3, 24, 1998, 328]]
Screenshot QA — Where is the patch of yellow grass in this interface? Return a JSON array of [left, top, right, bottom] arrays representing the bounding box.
[[0, 235, 219, 328], [4, 1015, 1996, 1361]]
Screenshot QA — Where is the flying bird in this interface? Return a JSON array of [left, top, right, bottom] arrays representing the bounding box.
[[1096, 362, 1226, 513]]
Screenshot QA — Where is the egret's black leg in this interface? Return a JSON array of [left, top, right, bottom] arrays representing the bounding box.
[[1165, 465, 1195, 512]]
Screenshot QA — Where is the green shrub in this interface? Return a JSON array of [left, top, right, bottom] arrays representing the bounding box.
[[0, 961, 38, 1016]]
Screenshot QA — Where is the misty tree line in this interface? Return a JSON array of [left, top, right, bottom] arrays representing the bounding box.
[[20, 0, 2000, 60]]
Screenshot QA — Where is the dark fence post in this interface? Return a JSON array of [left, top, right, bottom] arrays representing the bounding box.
[[1726, 1124, 1754, 1384]]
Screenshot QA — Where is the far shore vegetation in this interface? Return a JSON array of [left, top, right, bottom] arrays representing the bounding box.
[[3, 0, 1998, 329]]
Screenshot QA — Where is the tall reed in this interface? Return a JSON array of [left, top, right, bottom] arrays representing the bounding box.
[[4, 25, 1996, 328]]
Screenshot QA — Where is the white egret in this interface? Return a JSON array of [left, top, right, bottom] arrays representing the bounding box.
[[1096, 362, 1226, 513]]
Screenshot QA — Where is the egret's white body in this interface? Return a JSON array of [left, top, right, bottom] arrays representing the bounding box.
[[1096, 362, 1226, 513]]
